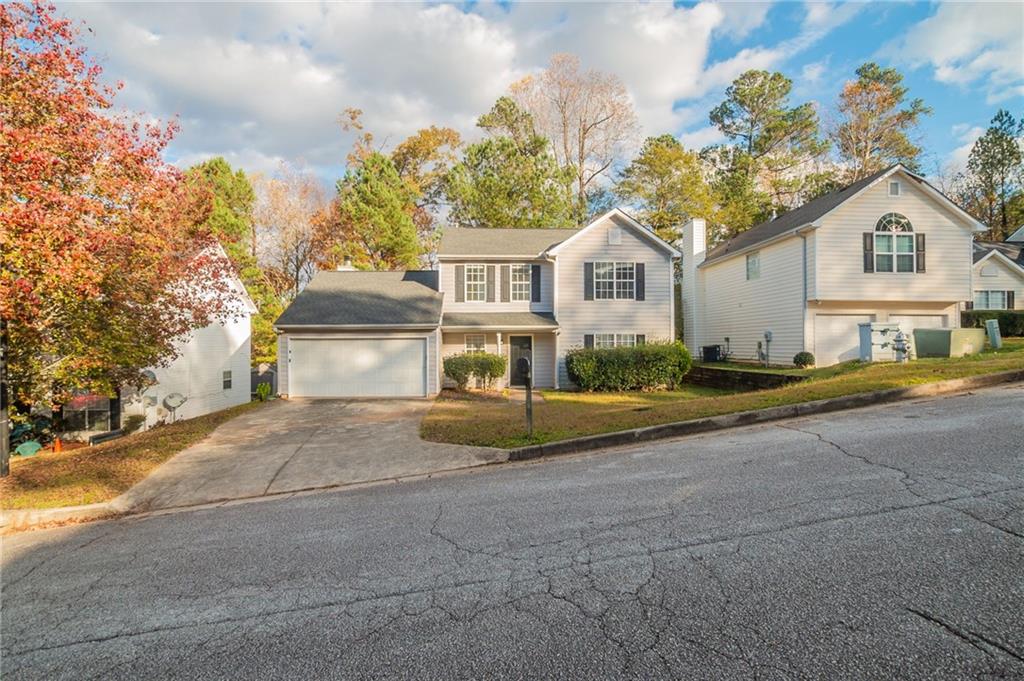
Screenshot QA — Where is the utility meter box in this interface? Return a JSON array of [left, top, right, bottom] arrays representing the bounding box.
[[858, 322, 901, 362]]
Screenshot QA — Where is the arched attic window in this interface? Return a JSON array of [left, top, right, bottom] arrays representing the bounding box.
[[872, 213, 916, 272]]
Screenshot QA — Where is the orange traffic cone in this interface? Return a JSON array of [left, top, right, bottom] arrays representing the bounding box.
[[53, 437, 63, 453]]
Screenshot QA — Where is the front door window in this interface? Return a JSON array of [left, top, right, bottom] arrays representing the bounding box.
[[509, 336, 533, 387]]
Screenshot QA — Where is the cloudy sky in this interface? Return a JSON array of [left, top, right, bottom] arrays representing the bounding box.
[[64, 1, 1023, 184]]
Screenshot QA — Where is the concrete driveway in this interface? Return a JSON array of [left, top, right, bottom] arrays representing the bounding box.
[[114, 399, 506, 512]]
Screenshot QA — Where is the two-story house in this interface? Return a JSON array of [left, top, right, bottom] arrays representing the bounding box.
[[274, 209, 679, 397], [680, 164, 987, 367]]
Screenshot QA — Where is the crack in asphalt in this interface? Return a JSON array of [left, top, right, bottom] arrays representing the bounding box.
[[262, 408, 340, 496], [9, 482, 1021, 664], [907, 608, 1024, 665]]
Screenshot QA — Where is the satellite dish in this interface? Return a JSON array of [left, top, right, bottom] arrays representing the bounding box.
[[141, 370, 159, 387], [164, 393, 187, 410]]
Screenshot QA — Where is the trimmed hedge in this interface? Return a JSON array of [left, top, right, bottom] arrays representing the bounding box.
[[443, 352, 507, 391], [566, 341, 692, 392], [961, 310, 1024, 337]]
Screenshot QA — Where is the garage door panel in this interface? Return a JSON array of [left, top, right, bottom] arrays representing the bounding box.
[[814, 314, 873, 367], [290, 338, 426, 397]]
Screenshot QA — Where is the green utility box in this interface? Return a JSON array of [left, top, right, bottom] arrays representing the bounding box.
[[912, 328, 986, 358]]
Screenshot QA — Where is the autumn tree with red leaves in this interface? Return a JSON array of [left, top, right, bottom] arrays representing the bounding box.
[[0, 2, 235, 408]]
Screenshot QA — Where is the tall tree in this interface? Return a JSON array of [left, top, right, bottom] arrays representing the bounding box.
[[252, 165, 325, 299], [709, 69, 830, 212], [511, 53, 639, 211], [615, 135, 718, 242], [186, 158, 282, 364], [446, 99, 576, 229], [331, 153, 423, 270], [964, 110, 1024, 240], [0, 1, 235, 407], [831, 62, 932, 180]]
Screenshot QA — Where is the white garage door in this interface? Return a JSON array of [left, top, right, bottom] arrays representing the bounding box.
[[289, 338, 427, 397], [814, 314, 873, 367]]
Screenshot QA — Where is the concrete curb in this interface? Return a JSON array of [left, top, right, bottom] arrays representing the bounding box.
[[1, 502, 119, 531], [508, 369, 1024, 462]]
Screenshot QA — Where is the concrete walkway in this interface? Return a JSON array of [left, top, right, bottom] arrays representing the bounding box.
[[113, 399, 506, 512]]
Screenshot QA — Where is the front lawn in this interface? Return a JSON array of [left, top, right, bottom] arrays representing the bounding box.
[[421, 339, 1024, 448], [2, 401, 263, 510]]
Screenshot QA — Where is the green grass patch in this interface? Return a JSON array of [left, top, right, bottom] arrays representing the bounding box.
[[2, 401, 264, 510], [421, 339, 1024, 448]]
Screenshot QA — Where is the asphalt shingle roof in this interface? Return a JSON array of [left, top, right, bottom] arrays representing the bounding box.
[[441, 312, 558, 329], [275, 271, 441, 327], [703, 165, 899, 266], [437, 227, 579, 257], [974, 240, 1023, 265]]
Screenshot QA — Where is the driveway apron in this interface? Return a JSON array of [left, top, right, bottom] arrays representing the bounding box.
[[114, 399, 506, 512]]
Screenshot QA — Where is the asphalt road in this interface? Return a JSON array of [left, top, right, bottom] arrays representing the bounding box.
[[3, 384, 1023, 680]]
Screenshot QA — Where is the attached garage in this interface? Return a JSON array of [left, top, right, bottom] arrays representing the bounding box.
[[289, 338, 427, 398], [813, 314, 874, 366], [274, 271, 443, 398], [887, 314, 947, 334]]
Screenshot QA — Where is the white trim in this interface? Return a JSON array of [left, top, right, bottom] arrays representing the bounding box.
[[974, 249, 1024, 278], [442, 325, 557, 331], [437, 254, 549, 261], [464, 333, 486, 352], [276, 323, 439, 331], [1008, 225, 1024, 242], [547, 207, 681, 257], [464, 263, 486, 302], [699, 224, 816, 269]]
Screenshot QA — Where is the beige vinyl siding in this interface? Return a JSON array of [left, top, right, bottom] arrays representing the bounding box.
[[700, 236, 806, 364], [440, 331, 556, 388], [439, 259, 553, 313], [555, 214, 675, 385], [815, 174, 974, 302], [278, 330, 440, 397], [973, 257, 1024, 308]]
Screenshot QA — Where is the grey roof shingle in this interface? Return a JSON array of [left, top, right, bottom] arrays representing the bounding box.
[[441, 312, 558, 329], [275, 271, 442, 327], [437, 227, 579, 257], [975, 240, 1023, 265], [703, 165, 899, 266]]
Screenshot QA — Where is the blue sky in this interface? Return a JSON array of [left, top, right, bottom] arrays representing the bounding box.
[[64, 1, 1023, 184]]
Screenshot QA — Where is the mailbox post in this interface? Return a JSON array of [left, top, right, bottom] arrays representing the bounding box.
[[516, 357, 533, 438]]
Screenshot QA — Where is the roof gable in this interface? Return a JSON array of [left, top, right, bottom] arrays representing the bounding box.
[[702, 165, 985, 267], [547, 208, 680, 257], [974, 248, 1024, 279]]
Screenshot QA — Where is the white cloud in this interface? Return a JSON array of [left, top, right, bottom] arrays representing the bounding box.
[[886, 2, 1024, 103], [61, 1, 863, 181], [945, 124, 985, 174]]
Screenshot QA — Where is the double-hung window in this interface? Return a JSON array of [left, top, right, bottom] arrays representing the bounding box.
[[222, 370, 232, 390], [974, 291, 1008, 310], [465, 265, 486, 302], [874, 213, 915, 273], [511, 264, 531, 301], [595, 333, 637, 348], [465, 334, 486, 352], [594, 262, 635, 300]]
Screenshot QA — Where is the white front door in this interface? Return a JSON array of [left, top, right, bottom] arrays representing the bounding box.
[[289, 338, 427, 397], [813, 314, 874, 367]]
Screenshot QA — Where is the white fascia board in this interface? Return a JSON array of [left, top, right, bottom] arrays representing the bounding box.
[[698, 223, 816, 269], [975, 249, 1024, 278], [547, 207, 681, 257]]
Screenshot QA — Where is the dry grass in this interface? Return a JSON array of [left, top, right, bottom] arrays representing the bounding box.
[[421, 339, 1024, 448], [2, 401, 263, 510]]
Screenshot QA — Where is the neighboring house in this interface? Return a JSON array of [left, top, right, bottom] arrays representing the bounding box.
[[274, 209, 679, 397], [679, 164, 987, 367], [61, 253, 256, 436], [970, 231, 1023, 311]]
